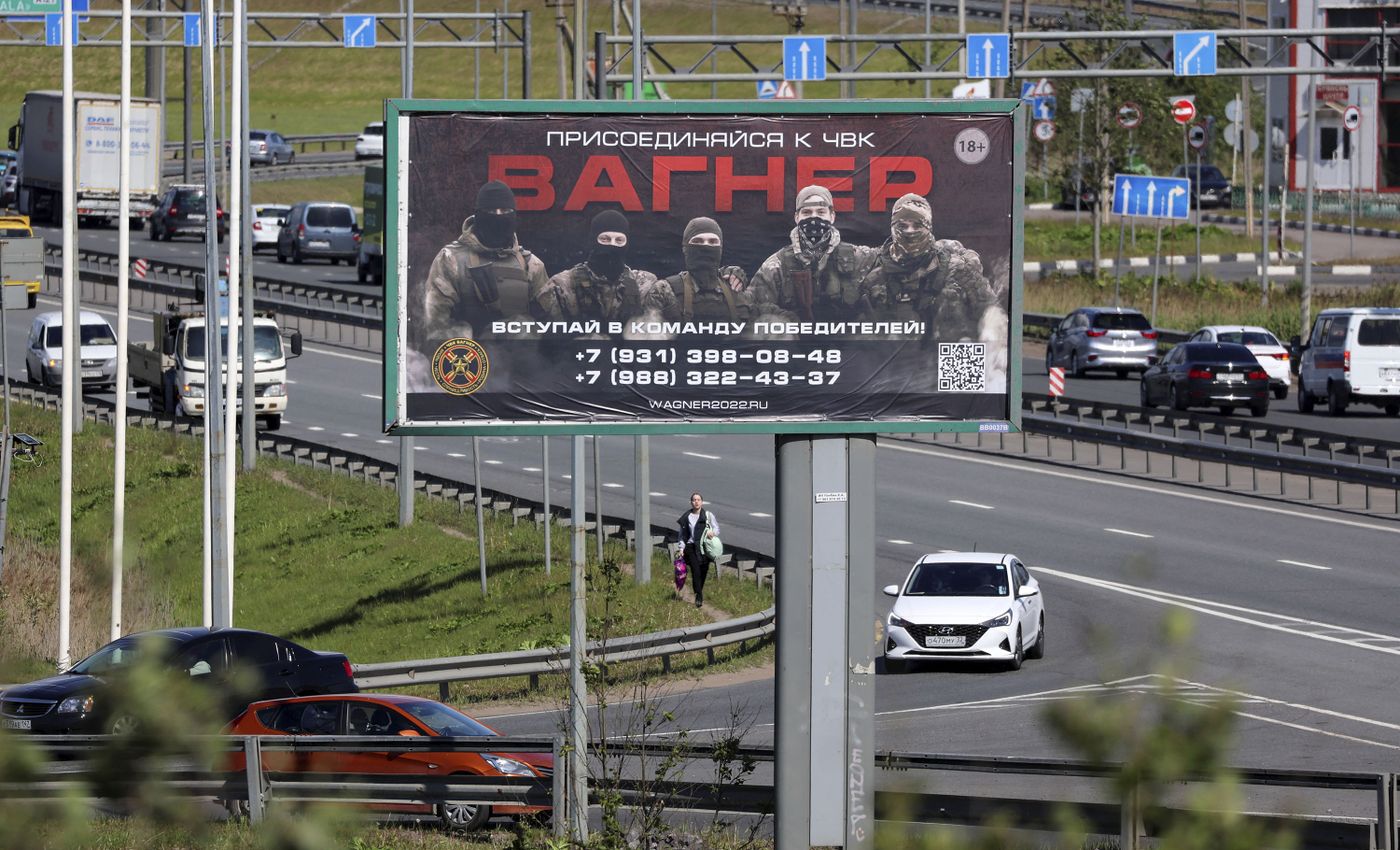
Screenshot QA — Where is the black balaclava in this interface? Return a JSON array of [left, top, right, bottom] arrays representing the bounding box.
[[682, 216, 723, 273], [587, 209, 629, 280], [474, 180, 517, 249]]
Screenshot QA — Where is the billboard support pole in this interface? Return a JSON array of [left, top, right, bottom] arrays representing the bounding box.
[[398, 437, 414, 526], [473, 435, 488, 596], [567, 434, 589, 843], [593, 436, 604, 562], [775, 435, 875, 850], [634, 435, 649, 584], [543, 437, 551, 575]]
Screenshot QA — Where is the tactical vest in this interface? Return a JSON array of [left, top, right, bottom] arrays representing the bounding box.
[[560, 265, 644, 323], [454, 250, 534, 324], [665, 270, 739, 322], [777, 242, 863, 321]]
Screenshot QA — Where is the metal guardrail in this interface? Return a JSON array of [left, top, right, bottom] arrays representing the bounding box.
[[161, 132, 359, 160]]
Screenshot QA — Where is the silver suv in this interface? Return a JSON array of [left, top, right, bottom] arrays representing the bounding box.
[[275, 202, 359, 265], [1046, 306, 1159, 378]]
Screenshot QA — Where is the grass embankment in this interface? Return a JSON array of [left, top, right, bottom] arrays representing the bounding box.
[[252, 174, 365, 209], [1024, 220, 1264, 263], [0, 403, 773, 700]]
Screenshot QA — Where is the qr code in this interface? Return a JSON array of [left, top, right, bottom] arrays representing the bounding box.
[[938, 343, 986, 392]]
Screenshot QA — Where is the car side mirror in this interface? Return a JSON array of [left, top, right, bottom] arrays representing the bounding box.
[[162, 334, 176, 357], [289, 330, 303, 358], [397, 729, 421, 737], [276, 219, 286, 226], [882, 584, 899, 597], [1017, 585, 1039, 598], [1289, 335, 1304, 354]]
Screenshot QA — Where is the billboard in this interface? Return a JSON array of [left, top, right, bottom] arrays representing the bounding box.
[[385, 100, 1023, 435]]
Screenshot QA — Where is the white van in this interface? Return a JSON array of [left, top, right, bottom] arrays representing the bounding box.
[[24, 309, 119, 391], [1293, 307, 1400, 416]]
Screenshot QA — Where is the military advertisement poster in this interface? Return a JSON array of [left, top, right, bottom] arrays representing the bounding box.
[[387, 102, 1021, 434]]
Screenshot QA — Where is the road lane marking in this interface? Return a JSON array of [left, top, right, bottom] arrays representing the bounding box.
[[881, 441, 1400, 536], [447, 453, 465, 458], [485, 460, 503, 465], [1278, 559, 1331, 571], [888, 539, 914, 545], [375, 439, 391, 444], [413, 445, 427, 451], [948, 499, 994, 510], [339, 432, 357, 438], [749, 511, 772, 518], [604, 482, 623, 488], [683, 451, 721, 460], [648, 491, 666, 497], [1104, 527, 1153, 538], [306, 426, 324, 432], [522, 466, 541, 472], [361, 393, 382, 400]]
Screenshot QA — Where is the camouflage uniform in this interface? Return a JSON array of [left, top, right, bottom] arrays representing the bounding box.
[[749, 231, 877, 322], [420, 215, 551, 343], [860, 237, 997, 344], [659, 266, 753, 323], [538, 263, 664, 330]]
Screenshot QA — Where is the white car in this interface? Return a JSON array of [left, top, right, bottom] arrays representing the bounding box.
[[354, 122, 384, 159], [1186, 325, 1291, 399], [251, 204, 290, 252], [882, 552, 1045, 672]]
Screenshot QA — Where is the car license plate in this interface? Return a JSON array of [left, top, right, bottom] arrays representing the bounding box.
[[1114, 339, 1131, 349], [189, 214, 205, 221], [2, 718, 31, 730], [309, 240, 330, 249], [1219, 372, 1243, 382], [82, 370, 101, 378], [1383, 367, 1400, 383], [924, 636, 965, 648]]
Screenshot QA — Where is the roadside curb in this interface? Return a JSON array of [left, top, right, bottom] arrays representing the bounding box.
[[1201, 212, 1400, 240], [1024, 253, 1392, 277]]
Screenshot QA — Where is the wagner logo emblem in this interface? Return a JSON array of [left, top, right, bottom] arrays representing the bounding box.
[[432, 338, 490, 395]]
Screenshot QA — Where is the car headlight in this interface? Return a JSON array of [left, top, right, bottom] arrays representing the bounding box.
[[47, 358, 61, 369], [980, 610, 1012, 628], [481, 754, 535, 777], [262, 383, 285, 397], [181, 382, 204, 398], [888, 614, 914, 630], [57, 695, 94, 715]]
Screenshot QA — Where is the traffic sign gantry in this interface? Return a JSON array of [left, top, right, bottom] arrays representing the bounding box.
[[1113, 173, 1191, 220], [1343, 105, 1362, 133], [783, 36, 826, 82], [343, 14, 376, 48], [966, 33, 1009, 79], [1171, 96, 1197, 125], [1173, 30, 1217, 76], [1117, 102, 1142, 129], [1188, 124, 1207, 151]]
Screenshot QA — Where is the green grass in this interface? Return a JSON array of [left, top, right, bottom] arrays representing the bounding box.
[[253, 174, 367, 209], [0, 401, 773, 702], [1024, 221, 1263, 263]]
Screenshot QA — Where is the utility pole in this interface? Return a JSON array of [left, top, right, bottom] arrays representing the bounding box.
[[1240, 0, 1254, 238]]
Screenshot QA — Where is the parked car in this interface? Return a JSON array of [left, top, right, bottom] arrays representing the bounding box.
[[24, 309, 118, 390], [1186, 325, 1291, 400], [149, 184, 226, 242], [1292, 307, 1400, 417], [354, 121, 384, 159], [882, 552, 1045, 673], [251, 203, 290, 252], [223, 693, 552, 830], [1045, 306, 1159, 378], [235, 129, 295, 167], [275, 201, 359, 265], [1170, 163, 1233, 209], [1139, 341, 1270, 416], [0, 627, 357, 735]]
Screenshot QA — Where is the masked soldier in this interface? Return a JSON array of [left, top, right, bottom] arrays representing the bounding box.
[[749, 184, 876, 323], [420, 180, 551, 344], [859, 193, 999, 344], [658, 217, 753, 323], [538, 210, 662, 330]]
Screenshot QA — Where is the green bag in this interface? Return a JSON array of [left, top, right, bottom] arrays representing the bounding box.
[[702, 533, 723, 562]]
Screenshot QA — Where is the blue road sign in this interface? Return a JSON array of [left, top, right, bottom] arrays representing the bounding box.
[[756, 80, 778, 100], [783, 36, 825, 82], [1173, 30, 1217, 76], [343, 14, 376, 48], [183, 13, 200, 47], [1113, 173, 1191, 220], [44, 11, 78, 45], [1032, 96, 1056, 121], [966, 33, 1009, 79]]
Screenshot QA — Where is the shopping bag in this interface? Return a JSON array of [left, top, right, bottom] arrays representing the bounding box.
[[673, 557, 688, 591], [702, 534, 723, 562]]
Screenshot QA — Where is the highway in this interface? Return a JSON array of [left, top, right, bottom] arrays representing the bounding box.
[[7, 230, 1399, 783]]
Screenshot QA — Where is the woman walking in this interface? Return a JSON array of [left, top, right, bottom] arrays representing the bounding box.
[[677, 492, 720, 607]]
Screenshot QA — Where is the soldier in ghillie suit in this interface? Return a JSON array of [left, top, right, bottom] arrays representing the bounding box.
[[420, 180, 551, 345], [537, 209, 662, 332], [749, 184, 877, 323], [657, 216, 752, 324], [859, 192, 999, 345]]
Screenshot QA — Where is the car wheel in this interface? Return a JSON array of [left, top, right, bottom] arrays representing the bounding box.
[[439, 793, 490, 832], [357, 260, 368, 284], [883, 655, 906, 674], [1070, 351, 1084, 378], [1273, 384, 1288, 401], [1386, 403, 1399, 417], [1007, 630, 1024, 671], [259, 414, 282, 431], [1044, 345, 1054, 375], [291, 244, 303, 264], [223, 797, 251, 821], [147, 220, 159, 241], [27, 292, 36, 309], [276, 246, 287, 264], [288, 152, 295, 164], [1250, 400, 1269, 418], [1219, 405, 1235, 416], [1327, 382, 1349, 416], [1139, 379, 1154, 408], [161, 225, 172, 242], [1115, 368, 1128, 379], [1026, 614, 1045, 660], [1169, 383, 1188, 412], [269, 153, 279, 167], [1297, 385, 1314, 413], [108, 714, 140, 735], [25, 360, 35, 383]]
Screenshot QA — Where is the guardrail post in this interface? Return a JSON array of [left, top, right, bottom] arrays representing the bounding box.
[[245, 735, 265, 823], [1379, 773, 1395, 850]]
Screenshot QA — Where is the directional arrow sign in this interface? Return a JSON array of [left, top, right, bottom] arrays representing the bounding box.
[[183, 13, 200, 47], [1114, 173, 1190, 220], [966, 34, 1009, 79], [343, 14, 376, 48], [783, 36, 826, 82], [1173, 30, 1217, 76]]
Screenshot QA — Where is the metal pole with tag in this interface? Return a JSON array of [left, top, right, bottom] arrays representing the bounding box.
[[112, 0, 133, 641], [1349, 131, 1356, 260], [593, 435, 604, 561], [1301, 80, 1316, 336], [1114, 215, 1126, 308], [58, 0, 76, 671], [224, 0, 243, 623], [398, 6, 415, 528], [1260, 37, 1272, 307], [567, 434, 589, 844], [775, 435, 875, 850], [1151, 217, 1163, 329], [634, 435, 649, 584], [543, 436, 551, 575], [240, 0, 254, 469], [1195, 148, 1202, 286]]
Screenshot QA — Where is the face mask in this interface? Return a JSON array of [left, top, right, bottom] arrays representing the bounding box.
[[474, 211, 516, 248], [797, 216, 833, 245], [684, 244, 723, 271], [893, 224, 933, 254], [588, 245, 627, 280]]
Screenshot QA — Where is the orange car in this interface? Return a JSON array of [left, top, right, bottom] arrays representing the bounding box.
[[223, 693, 552, 830]]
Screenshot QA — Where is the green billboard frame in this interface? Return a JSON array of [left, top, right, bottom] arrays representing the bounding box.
[[382, 97, 1024, 437]]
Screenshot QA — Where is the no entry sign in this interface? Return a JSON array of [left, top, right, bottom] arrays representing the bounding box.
[[1171, 97, 1197, 125]]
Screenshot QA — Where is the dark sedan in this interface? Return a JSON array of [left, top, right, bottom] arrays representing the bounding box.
[[1170, 163, 1233, 209], [0, 627, 357, 735], [1139, 342, 1270, 416]]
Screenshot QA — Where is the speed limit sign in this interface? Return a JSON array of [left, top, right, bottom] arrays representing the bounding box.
[[1343, 105, 1362, 133]]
